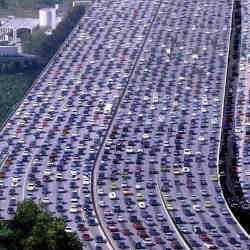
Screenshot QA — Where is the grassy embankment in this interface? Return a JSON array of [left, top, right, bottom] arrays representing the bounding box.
[[0, 70, 40, 127]]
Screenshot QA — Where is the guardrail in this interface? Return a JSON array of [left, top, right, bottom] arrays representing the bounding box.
[[217, 0, 250, 239]]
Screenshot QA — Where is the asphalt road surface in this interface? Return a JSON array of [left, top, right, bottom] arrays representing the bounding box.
[[0, 0, 250, 249]]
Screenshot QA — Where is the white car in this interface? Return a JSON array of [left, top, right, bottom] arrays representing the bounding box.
[[42, 197, 50, 204], [98, 189, 105, 195], [184, 149, 192, 155], [70, 205, 78, 213], [83, 180, 90, 185], [182, 167, 190, 173], [109, 192, 117, 200], [117, 216, 126, 222], [26, 183, 35, 191], [193, 205, 202, 212], [56, 173, 63, 180], [65, 226, 72, 233], [126, 146, 133, 153], [99, 200, 106, 207], [135, 184, 142, 190], [44, 168, 52, 176], [138, 202, 146, 209]]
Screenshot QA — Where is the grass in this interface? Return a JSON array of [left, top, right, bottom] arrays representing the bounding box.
[[0, 70, 39, 127]]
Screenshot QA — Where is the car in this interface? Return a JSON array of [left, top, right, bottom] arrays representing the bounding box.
[[70, 205, 78, 213], [193, 205, 202, 212], [135, 242, 144, 249], [26, 183, 35, 191], [82, 233, 91, 241], [118, 242, 127, 249], [138, 202, 147, 209], [107, 225, 119, 232], [203, 243, 217, 249], [98, 189, 105, 195], [171, 242, 182, 249], [123, 228, 130, 236], [192, 225, 202, 234], [95, 235, 106, 243], [112, 232, 121, 240], [118, 216, 126, 222], [199, 234, 210, 242], [109, 192, 117, 200], [65, 226, 72, 233]]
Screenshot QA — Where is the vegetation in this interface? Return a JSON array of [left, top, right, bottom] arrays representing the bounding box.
[[0, 199, 82, 250], [0, 4, 85, 126], [0, 0, 73, 18], [22, 5, 85, 65], [0, 67, 40, 127]]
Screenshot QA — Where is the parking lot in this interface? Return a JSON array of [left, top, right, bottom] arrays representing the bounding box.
[[0, 0, 250, 249]]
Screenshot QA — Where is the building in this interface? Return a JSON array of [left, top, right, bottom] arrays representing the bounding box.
[[73, 0, 92, 7], [0, 17, 39, 42], [39, 8, 57, 30]]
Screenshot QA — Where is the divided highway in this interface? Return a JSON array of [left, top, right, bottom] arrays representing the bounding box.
[[0, 0, 250, 249]]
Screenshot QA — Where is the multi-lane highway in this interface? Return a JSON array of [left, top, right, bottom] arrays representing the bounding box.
[[0, 0, 250, 249]]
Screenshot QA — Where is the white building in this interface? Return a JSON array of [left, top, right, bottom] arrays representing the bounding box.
[[39, 8, 57, 30]]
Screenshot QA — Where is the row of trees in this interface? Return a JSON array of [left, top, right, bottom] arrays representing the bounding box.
[[0, 0, 7, 8], [22, 5, 86, 65], [0, 200, 82, 250], [0, 5, 85, 75], [0, 60, 41, 74]]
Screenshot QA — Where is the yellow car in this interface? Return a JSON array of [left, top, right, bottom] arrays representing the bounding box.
[[166, 203, 175, 211], [110, 183, 117, 190], [210, 175, 218, 182], [161, 166, 167, 172], [136, 193, 144, 201], [204, 201, 213, 208]]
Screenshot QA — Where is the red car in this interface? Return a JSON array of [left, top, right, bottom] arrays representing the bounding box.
[[133, 223, 144, 230], [82, 233, 91, 241], [199, 234, 210, 242], [107, 225, 118, 232], [171, 242, 182, 249], [137, 230, 149, 239]]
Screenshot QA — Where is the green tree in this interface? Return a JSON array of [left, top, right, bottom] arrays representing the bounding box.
[[0, 0, 8, 8], [0, 199, 82, 250]]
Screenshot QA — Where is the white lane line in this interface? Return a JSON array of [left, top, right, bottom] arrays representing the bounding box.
[[156, 178, 191, 250]]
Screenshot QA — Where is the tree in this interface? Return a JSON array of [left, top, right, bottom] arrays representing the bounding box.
[[22, 5, 85, 65], [0, 199, 82, 250], [0, 0, 8, 9]]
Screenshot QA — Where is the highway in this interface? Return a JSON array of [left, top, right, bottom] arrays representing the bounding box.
[[0, 0, 250, 249]]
